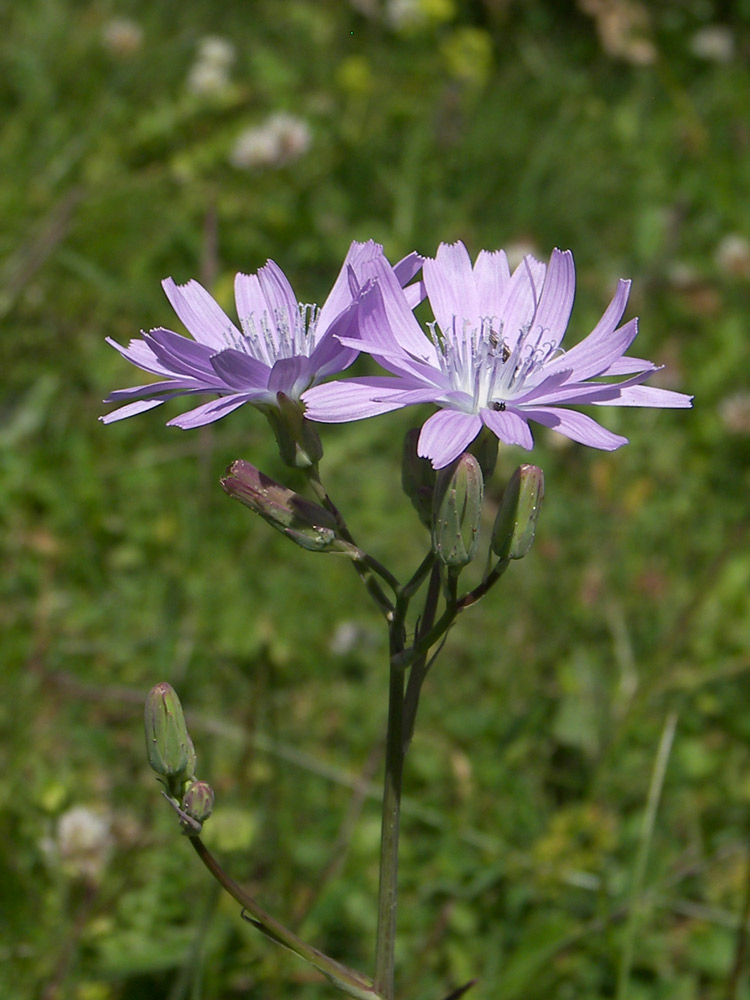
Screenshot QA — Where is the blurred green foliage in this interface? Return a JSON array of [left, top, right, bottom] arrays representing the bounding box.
[[2, 0, 750, 998]]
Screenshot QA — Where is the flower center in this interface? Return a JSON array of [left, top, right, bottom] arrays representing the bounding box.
[[431, 316, 561, 412], [236, 303, 319, 366]]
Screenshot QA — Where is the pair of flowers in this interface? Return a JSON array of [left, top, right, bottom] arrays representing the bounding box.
[[102, 240, 692, 468]]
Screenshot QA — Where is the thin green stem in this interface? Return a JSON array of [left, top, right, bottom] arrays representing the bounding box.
[[616, 710, 678, 1000], [188, 836, 382, 1000], [306, 468, 398, 617], [373, 655, 406, 1000], [402, 563, 443, 750]]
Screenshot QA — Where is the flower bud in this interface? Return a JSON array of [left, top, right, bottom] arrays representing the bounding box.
[[181, 780, 214, 830], [490, 464, 544, 561], [144, 683, 196, 787], [221, 460, 356, 554], [469, 427, 498, 481], [431, 453, 484, 568], [401, 428, 435, 529]]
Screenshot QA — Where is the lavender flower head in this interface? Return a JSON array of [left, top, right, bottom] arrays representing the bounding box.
[[101, 241, 397, 429], [303, 241, 693, 468]]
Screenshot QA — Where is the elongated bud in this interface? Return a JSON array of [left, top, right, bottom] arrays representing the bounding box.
[[265, 392, 323, 469], [401, 428, 435, 529], [431, 453, 484, 568], [490, 464, 544, 560], [181, 780, 214, 831], [221, 460, 357, 554], [469, 427, 498, 481], [144, 683, 196, 788]]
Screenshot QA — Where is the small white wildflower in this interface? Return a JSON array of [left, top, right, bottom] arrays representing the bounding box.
[[719, 393, 750, 434], [229, 113, 312, 171], [56, 806, 113, 883], [715, 234, 750, 279], [690, 25, 734, 63], [101, 18, 143, 57], [196, 36, 236, 69], [187, 61, 231, 97]]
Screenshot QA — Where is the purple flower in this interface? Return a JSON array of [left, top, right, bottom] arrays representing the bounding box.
[[101, 241, 408, 429], [303, 241, 693, 468]]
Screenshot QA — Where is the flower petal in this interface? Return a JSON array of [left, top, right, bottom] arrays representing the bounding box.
[[210, 349, 272, 390], [417, 408, 482, 469], [590, 385, 693, 408], [531, 249, 575, 350], [473, 249, 510, 318], [303, 377, 416, 422], [423, 241, 479, 333], [522, 406, 628, 450], [499, 254, 548, 350], [256, 260, 299, 329], [316, 240, 383, 333], [546, 317, 640, 382], [481, 406, 534, 449], [99, 399, 165, 423], [162, 278, 241, 350], [167, 394, 257, 429]]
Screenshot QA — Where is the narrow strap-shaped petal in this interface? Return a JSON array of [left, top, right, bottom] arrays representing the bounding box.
[[99, 399, 165, 423], [417, 408, 482, 469], [316, 240, 384, 333], [234, 272, 274, 361], [105, 336, 174, 377], [308, 297, 361, 377], [521, 406, 628, 450], [473, 249, 510, 319], [167, 394, 260, 429], [357, 255, 436, 363], [545, 316, 640, 383], [590, 385, 693, 407], [104, 379, 208, 402], [423, 241, 479, 334], [268, 355, 314, 397], [256, 260, 299, 330], [481, 406, 534, 450], [545, 280, 632, 379], [393, 251, 423, 286], [210, 349, 272, 390], [162, 278, 241, 350], [498, 255, 548, 350], [303, 377, 415, 422], [145, 328, 218, 378], [531, 249, 575, 350]]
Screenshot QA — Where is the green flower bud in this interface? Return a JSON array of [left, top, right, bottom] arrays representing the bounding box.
[[144, 683, 196, 787], [221, 460, 356, 554], [431, 453, 484, 568], [468, 427, 498, 481], [181, 780, 214, 830], [401, 428, 435, 529], [490, 464, 544, 560], [265, 392, 323, 469]]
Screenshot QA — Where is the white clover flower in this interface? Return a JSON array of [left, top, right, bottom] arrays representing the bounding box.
[[690, 25, 734, 63], [229, 113, 312, 171], [56, 806, 113, 883], [100, 18, 143, 57], [715, 234, 750, 278]]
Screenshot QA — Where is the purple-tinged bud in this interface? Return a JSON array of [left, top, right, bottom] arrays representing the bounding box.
[[221, 460, 356, 554], [431, 453, 484, 568], [265, 392, 323, 469], [144, 683, 196, 787], [490, 464, 544, 561], [402, 428, 435, 529], [181, 780, 214, 831]]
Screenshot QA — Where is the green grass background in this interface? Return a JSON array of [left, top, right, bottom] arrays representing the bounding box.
[[2, 1, 750, 998]]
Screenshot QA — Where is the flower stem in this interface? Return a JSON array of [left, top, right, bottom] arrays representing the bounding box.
[[373, 654, 406, 1000], [188, 835, 382, 1000]]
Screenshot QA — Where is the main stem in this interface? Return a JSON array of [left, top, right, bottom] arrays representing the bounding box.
[[373, 651, 406, 999]]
